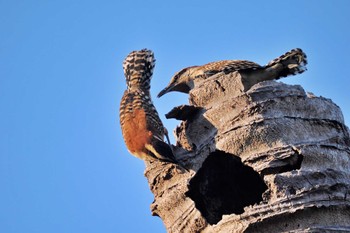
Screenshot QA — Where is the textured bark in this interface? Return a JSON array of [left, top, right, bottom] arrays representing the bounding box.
[[144, 72, 350, 233]]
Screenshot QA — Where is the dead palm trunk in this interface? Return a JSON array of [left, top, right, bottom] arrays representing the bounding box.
[[144, 72, 350, 233]]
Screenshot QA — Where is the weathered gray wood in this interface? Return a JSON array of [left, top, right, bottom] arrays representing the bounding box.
[[145, 72, 350, 233]]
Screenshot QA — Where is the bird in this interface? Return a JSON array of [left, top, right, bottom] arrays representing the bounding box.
[[157, 48, 307, 97], [119, 49, 182, 166]]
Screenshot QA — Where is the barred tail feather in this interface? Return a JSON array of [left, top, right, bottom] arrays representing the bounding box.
[[266, 48, 308, 78], [146, 139, 188, 171]]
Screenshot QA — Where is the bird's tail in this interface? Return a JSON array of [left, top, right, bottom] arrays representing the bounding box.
[[146, 138, 189, 171], [265, 48, 308, 78]]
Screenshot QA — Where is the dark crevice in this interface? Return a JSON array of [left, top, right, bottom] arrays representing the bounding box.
[[215, 80, 226, 92], [282, 152, 303, 172], [186, 150, 267, 224], [261, 152, 304, 176]]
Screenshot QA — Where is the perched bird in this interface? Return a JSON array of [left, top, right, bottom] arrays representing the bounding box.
[[158, 48, 307, 97], [119, 49, 181, 166]]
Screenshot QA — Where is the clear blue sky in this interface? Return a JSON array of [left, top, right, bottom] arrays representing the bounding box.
[[1, 1, 349, 232]]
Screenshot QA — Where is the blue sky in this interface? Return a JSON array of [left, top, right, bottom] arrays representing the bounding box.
[[1, 1, 349, 232]]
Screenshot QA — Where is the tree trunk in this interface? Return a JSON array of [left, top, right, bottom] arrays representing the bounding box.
[[144, 72, 350, 233]]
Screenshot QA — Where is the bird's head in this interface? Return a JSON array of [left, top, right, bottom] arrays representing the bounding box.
[[157, 66, 199, 98], [123, 49, 155, 90]]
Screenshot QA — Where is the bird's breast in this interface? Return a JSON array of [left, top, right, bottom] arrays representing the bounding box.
[[121, 108, 153, 157]]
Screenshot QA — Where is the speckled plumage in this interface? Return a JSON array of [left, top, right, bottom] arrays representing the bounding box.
[[122, 49, 155, 91], [120, 49, 180, 165], [158, 48, 307, 97]]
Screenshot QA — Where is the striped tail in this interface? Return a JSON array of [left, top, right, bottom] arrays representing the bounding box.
[[265, 48, 308, 78]]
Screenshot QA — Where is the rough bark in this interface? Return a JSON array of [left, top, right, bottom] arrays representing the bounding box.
[[144, 72, 350, 233]]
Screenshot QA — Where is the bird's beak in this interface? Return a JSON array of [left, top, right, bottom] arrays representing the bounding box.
[[157, 84, 173, 98], [157, 82, 192, 98]]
